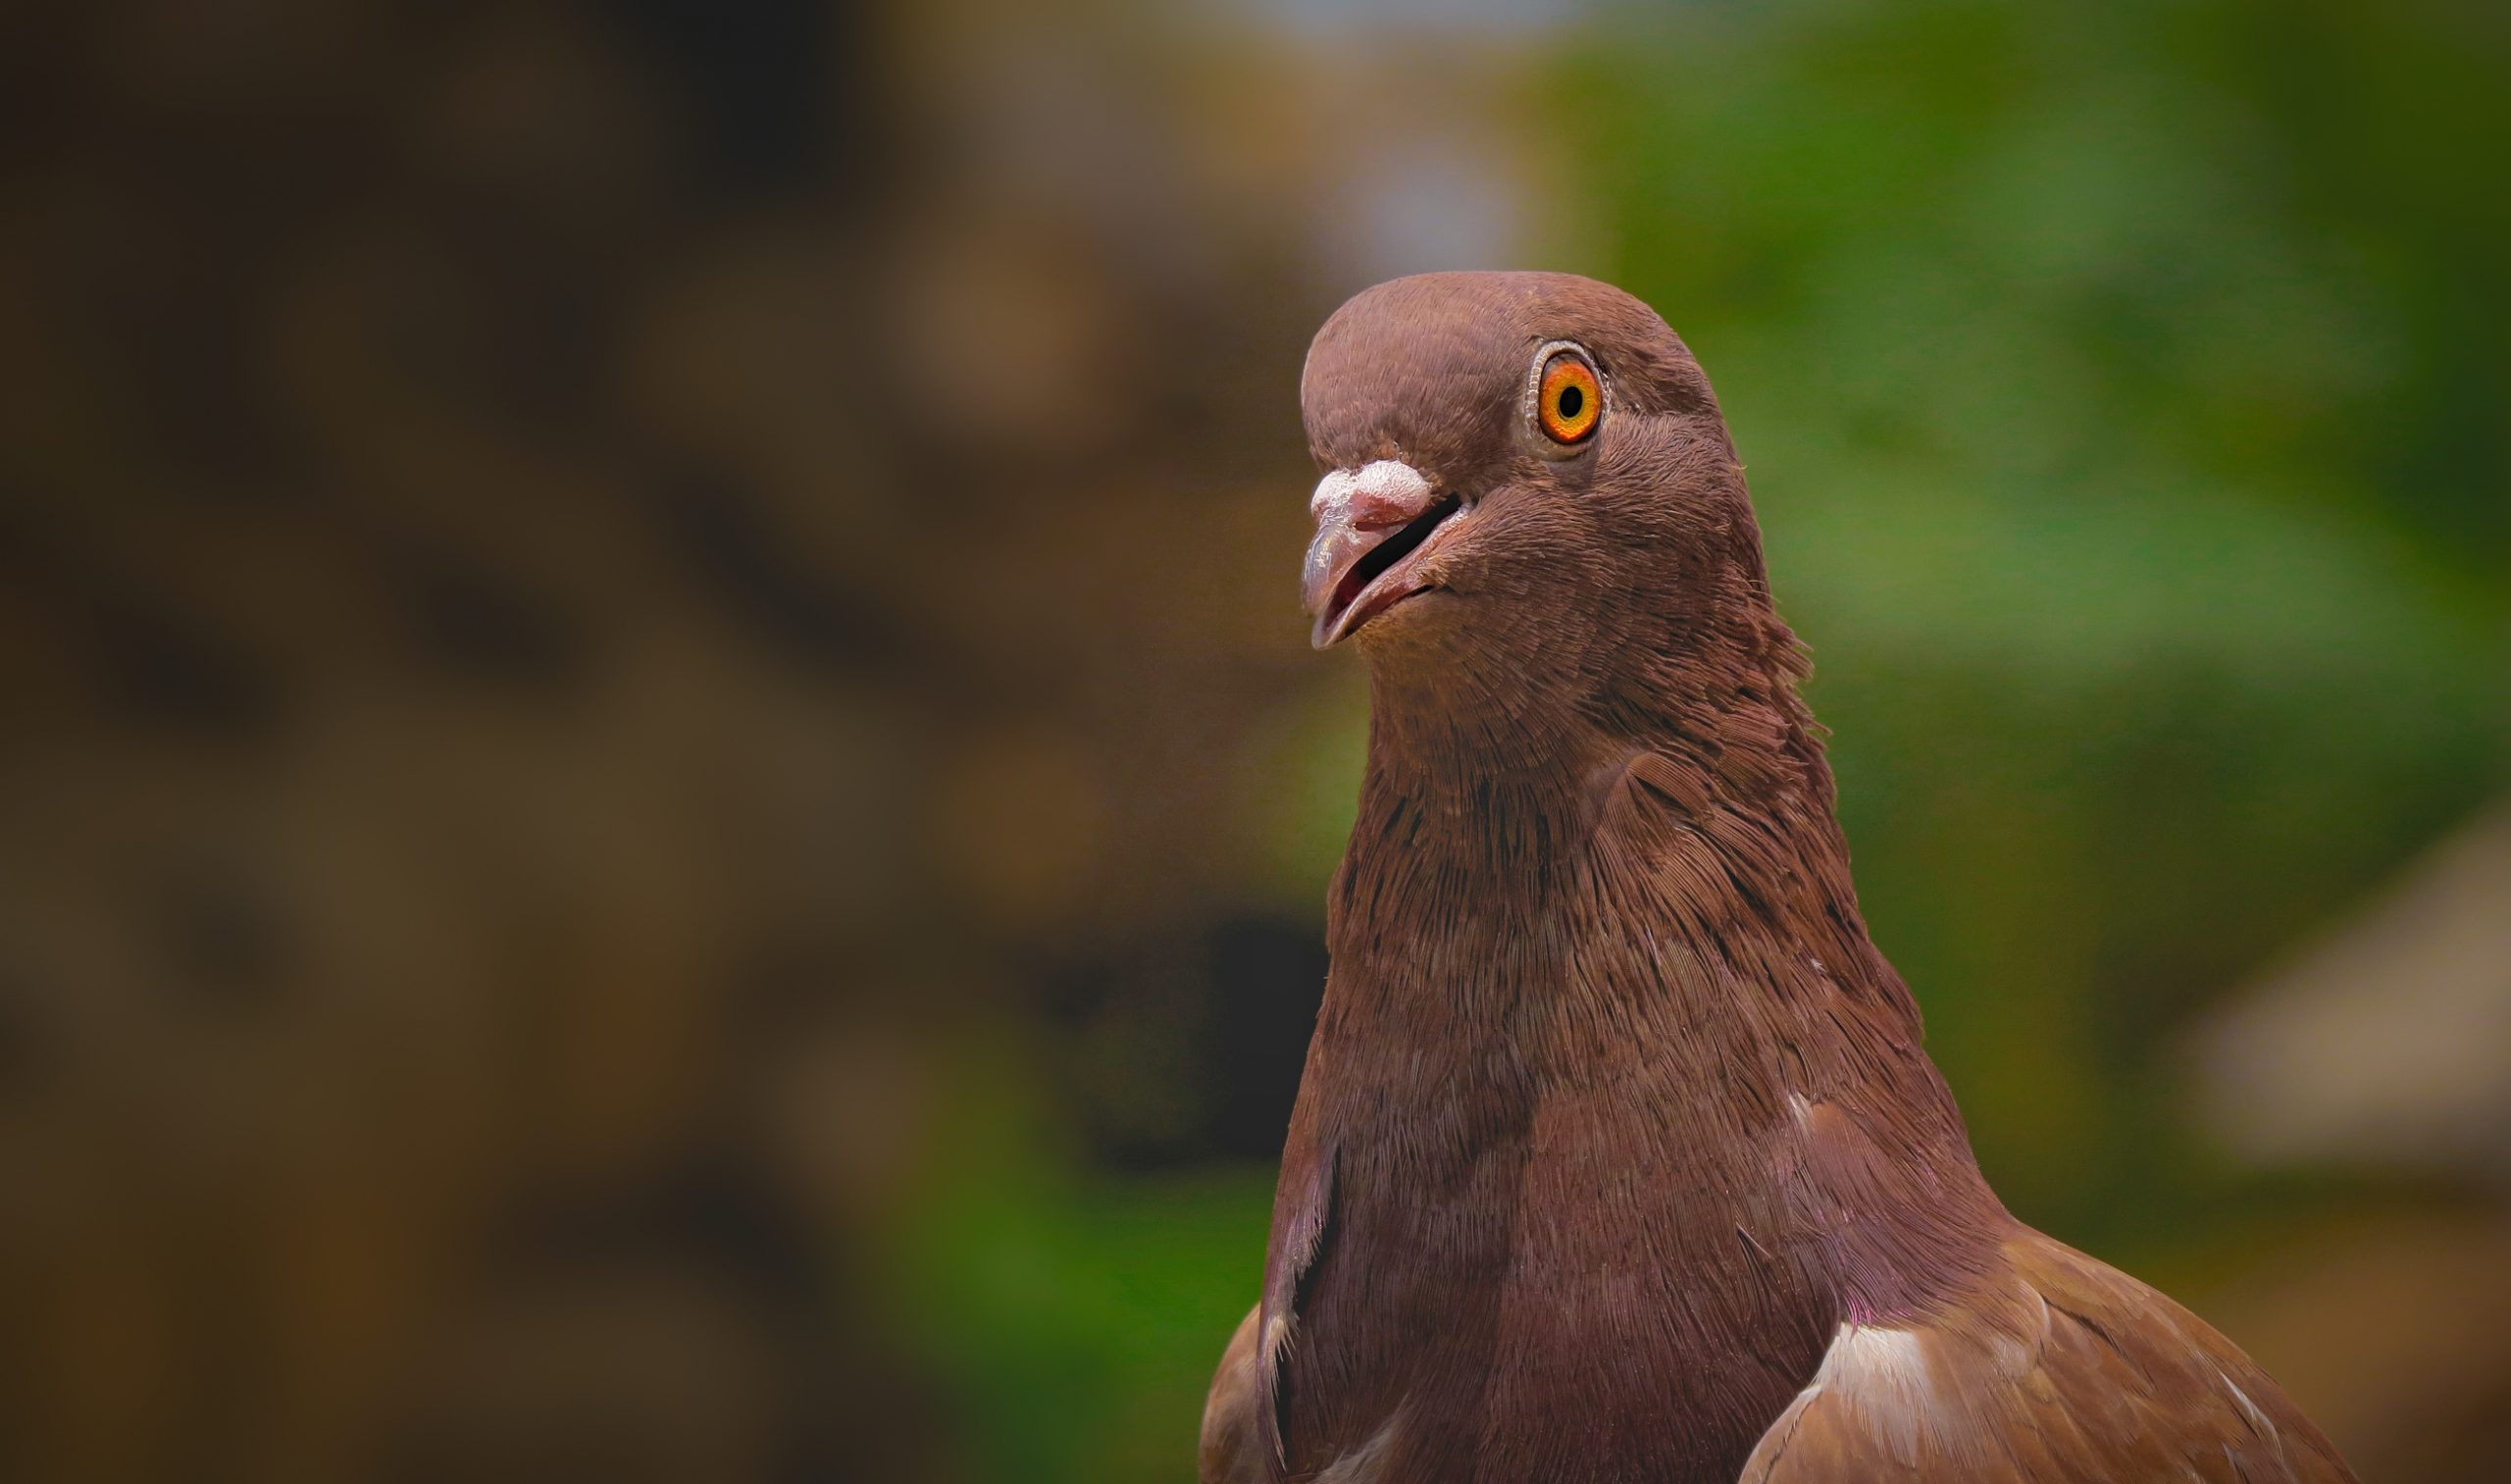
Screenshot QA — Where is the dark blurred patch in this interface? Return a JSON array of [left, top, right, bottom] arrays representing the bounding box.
[[1204, 916, 1327, 1160], [648, 460, 898, 678], [371, 529, 590, 688], [607, 0, 838, 199], [1047, 914, 1324, 1170], [384, 1153, 948, 1484], [0, 966, 50, 1097], [85, 592, 282, 737], [147, 857, 291, 1020], [0, 509, 282, 735]]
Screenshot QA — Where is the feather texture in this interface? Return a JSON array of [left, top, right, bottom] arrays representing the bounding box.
[[1202, 273, 2354, 1484]]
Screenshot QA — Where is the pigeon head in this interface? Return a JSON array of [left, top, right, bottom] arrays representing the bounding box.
[[1301, 273, 1770, 721]]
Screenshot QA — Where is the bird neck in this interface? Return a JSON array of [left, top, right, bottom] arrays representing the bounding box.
[[1344, 608, 1850, 920], [1311, 623, 2002, 1312]]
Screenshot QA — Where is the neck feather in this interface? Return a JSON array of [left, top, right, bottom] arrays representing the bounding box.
[[1318, 604, 2002, 1306]]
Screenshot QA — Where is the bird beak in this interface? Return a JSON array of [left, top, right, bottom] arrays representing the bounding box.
[[1303, 459, 1462, 649]]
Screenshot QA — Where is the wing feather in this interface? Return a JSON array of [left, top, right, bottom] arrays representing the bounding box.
[[1742, 1230, 2354, 1483], [1201, 1304, 1268, 1484]]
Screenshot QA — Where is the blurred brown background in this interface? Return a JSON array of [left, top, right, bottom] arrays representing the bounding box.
[[0, 1, 2504, 1480]]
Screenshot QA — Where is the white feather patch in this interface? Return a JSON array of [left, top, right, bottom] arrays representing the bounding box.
[[1747, 1321, 1940, 1472], [1823, 1325, 1936, 1462], [1311, 1406, 1405, 1483]]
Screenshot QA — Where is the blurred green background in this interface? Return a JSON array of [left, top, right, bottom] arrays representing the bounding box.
[[1, 0, 2504, 1480]]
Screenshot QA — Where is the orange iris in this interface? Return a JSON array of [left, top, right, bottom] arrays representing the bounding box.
[[1537, 353, 1602, 443]]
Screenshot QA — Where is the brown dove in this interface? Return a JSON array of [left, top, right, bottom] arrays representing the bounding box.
[[1200, 272, 2355, 1484]]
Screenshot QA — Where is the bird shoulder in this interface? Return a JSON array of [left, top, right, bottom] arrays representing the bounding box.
[[1740, 1226, 2357, 1483]]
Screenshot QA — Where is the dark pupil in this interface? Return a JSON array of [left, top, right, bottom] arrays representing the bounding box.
[[1556, 384, 1584, 420]]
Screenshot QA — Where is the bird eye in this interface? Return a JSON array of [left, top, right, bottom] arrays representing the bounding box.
[[1536, 351, 1602, 444]]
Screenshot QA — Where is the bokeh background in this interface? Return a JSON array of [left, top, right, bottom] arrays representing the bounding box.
[[2, 0, 2505, 1479]]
